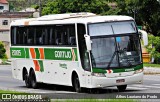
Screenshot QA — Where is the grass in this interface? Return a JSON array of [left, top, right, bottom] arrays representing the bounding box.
[[0, 90, 50, 101], [143, 63, 160, 68], [0, 90, 23, 93], [0, 90, 138, 102], [52, 99, 138, 102], [0, 59, 11, 65]]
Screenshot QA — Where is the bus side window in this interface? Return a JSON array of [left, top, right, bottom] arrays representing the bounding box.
[[11, 27, 16, 45], [16, 27, 27, 45], [27, 27, 35, 45], [27, 39, 33, 44], [69, 36, 76, 45], [49, 28, 56, 45], [23, 31, 27, 45], [56, 38, 61, 45], [40, 30, 45, 45], [66, 24, 76, 45]]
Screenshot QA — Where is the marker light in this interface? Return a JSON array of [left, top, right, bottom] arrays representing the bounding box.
[[134, 68, 144, 74], [91, 73, 106, 77]]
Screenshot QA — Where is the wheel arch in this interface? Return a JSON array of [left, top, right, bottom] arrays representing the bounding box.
[[71, 70, 79, 87], [29, 67, 35, 76], [22, 67, 28, 81]]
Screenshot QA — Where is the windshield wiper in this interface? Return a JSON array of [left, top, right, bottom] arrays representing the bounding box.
[[107, 50, 117, 68], [107, 50, 132, 69], [119, 50, 132, 66]]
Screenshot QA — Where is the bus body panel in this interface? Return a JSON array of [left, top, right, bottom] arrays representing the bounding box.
[[10, 13, 144, 91], [10, 46, 87, 87], [90, 72, 143, 88], [11, 57, 86, 86]]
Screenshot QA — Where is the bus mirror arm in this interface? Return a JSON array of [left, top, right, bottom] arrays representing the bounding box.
[[84, 34, 92, 51], [138, 30, 148, 46]]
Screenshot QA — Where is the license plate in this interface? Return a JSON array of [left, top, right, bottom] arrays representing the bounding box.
[[116, 79, 125, 83]]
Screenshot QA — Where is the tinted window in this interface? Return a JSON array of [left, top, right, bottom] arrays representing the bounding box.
[[77, 24, 91, 71], [11, 24, 76, 46]]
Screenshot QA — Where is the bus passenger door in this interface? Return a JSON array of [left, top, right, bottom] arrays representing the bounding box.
[[82, 51, 92, 87], [77, 24, 92, 87], [84, 70, 92, 87]]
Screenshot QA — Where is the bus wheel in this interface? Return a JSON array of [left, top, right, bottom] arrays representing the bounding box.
[[24, 73, 31, 88], [117, 85, 127, 92], [73, 75, 81, 92], [30, 71, 38, 89]]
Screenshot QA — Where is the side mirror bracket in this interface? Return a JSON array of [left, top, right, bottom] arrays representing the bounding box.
[[84, 34, 92, 51], [138, 30, 148, 46]]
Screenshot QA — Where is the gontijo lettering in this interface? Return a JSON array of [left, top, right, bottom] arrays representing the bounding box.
[[125, 68, 134, 72], [55, 51, 71, 58]]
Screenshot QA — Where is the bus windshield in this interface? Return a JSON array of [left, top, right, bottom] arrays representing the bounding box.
[[88, 22, 142, 69]]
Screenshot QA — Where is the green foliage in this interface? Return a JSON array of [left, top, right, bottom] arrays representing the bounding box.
[[146, 34, 160, 63], [31, 5, 39, 10], [116, 0, 160, 36], [139, 0, 160, 36], [42, 0, 111, 15], [8, 0, 160, 36], [0, 42, 6, 59], [54, 99, 136, 102], [143, 63, 160, 68]]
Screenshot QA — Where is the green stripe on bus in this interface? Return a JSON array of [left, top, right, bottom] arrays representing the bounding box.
[[35, 48, 40, 59], [10, 48, 25, 58], [25, 48, 30, 58], [113, 64, 143, 73], [38, 60, 44, 72], [11, 47, 78, 61], [44, 48, 73, 61], [92, 68, 106, 73], [74, 48, 78, 61], [92, 64, 143, 73], [44, 48, 54, 60]]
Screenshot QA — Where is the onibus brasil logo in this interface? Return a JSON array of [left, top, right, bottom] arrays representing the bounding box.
[[1, 94, 45, 101]]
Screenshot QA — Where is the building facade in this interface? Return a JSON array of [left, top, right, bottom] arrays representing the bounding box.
[[0, 0, 9, 12], [0, 12, 33, 58]]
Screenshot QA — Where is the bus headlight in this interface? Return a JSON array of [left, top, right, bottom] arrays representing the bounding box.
[[91, 73, 106, 77], [134, 68, 144, 74]]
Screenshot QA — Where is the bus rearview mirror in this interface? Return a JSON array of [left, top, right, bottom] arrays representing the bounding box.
[[138, 30, 148, 46], [84, 34, 91, 51]]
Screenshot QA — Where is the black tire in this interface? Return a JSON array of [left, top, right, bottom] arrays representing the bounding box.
[[88, 88, 100, 94], [73, 74, 81, 92], [117, 85, 127, 92], [24, 73, 31, 88], [30, 71, 38, 89]]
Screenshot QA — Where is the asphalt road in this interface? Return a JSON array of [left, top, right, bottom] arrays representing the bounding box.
[[0, 65, 160, 100]]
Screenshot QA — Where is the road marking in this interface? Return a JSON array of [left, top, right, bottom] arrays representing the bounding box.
[[127, 86, 148, 90], [143, 85, 160, 89], [0, 76, 12, 78], [105, 86, 148, 90], [131, 84, 160, 89], [144, 78, 160, 81], [152, 84, 160, 86]]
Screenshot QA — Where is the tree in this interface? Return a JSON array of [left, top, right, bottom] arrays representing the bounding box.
[[146, 34, 160, 63], [42, 0, 110, 15], [0, 42, 6, 59], [116, 0, 160, 36]]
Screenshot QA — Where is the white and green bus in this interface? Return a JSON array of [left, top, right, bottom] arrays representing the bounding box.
[[10, 12, 148, 92]]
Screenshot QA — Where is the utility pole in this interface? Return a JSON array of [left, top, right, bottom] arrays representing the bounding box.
[[39, 0, 42, 16]]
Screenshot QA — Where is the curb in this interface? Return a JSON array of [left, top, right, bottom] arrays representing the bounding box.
[[144, 67, 160, 75]]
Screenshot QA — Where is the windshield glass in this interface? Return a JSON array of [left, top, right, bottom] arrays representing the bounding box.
[[89, 21, 136, 36], [88, 21, 141, 69], [91, 35, 142, 69]]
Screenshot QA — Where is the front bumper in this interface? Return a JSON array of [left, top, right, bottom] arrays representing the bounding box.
[[89, 72, 143, 88]]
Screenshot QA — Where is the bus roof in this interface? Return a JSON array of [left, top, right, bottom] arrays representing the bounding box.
[[10, 12, 134, 26]]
